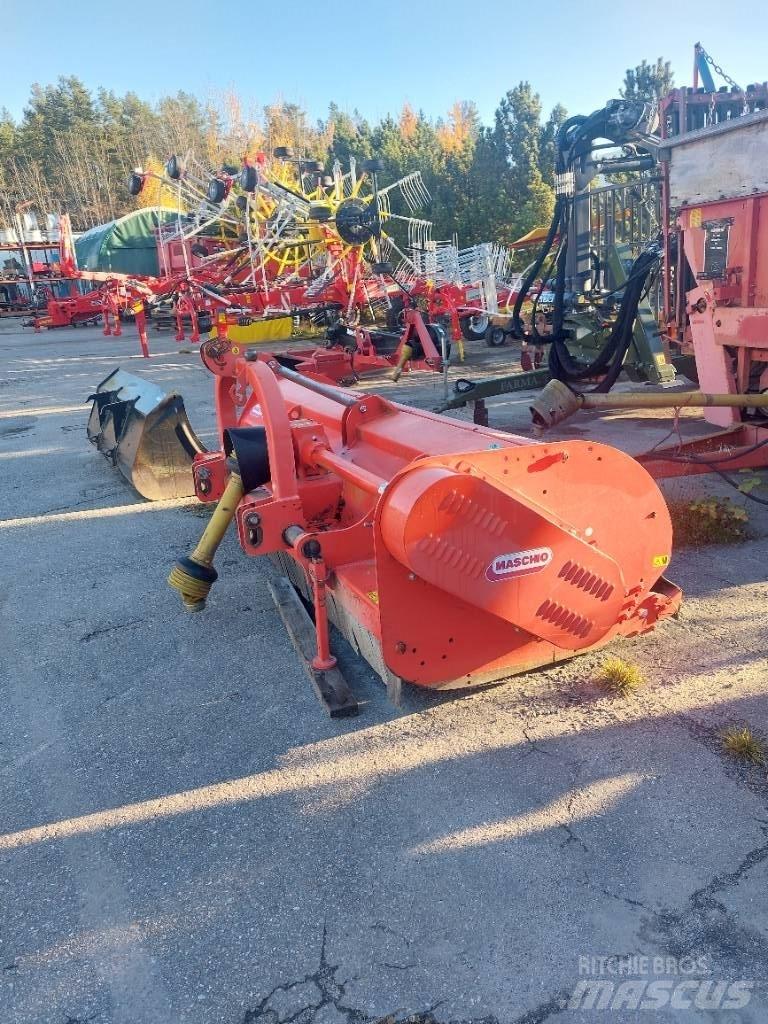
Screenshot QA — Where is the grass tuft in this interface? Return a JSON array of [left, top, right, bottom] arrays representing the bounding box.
[[594, 656, 646, 697], [721, 726, 766, 766], [668, 497, 748, 547]]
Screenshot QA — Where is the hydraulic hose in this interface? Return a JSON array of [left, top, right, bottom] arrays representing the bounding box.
[[548, 240, 662, 390], [511, 197, 566, 338], [516, 100, 659, 392]]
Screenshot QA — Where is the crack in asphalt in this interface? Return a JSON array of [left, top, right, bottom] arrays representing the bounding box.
[[241, 923, 389, 1024], [0, 424, 35, 436], [240, 925, 570, 1024], [694, 834, 768, 907], [371, 922, 413, 946], [558, 823, 589, 853], [641, 828, 768, 977], [39, 489, 127, 517], [600, 887, 647, 910], [510, 991, 571, 1023], [79, 620, 146, 643]]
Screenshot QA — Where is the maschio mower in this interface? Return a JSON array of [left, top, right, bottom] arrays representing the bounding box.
[[85, 323, 682, 707], [156, 350, 681, 706]]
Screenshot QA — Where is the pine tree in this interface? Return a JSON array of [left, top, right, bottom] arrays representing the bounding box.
[[621, 59, 674, 103], [492, 82, 554, 241]]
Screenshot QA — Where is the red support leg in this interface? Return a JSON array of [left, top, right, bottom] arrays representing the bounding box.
[[136, 308, 149, 358], [309, 558, 337, 671]]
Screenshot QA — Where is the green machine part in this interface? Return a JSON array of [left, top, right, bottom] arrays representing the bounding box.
[[607, 243, 676, 387], [435, 242, 677, 415]]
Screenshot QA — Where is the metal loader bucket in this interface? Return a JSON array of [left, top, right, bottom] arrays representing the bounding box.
[[86, 368, 206, 500]]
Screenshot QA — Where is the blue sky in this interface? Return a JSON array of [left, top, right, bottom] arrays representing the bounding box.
[[4, 0, 767, 126]]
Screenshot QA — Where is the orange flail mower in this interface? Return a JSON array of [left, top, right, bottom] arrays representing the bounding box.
[[169, 351, 681, 700]]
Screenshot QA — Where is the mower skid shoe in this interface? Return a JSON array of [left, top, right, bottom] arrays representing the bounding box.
[[86, 368, 206, 501]]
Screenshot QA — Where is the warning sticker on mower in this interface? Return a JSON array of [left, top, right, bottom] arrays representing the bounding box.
[[486, 546, 553, 582]]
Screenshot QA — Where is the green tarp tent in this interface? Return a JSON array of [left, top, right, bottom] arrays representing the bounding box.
[[75, 207, 179, 277]]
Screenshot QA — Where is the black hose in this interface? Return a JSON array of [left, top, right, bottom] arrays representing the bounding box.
[[547, 239, 661, 389], [512, 101, 655, 387], [511, 197, 565, 338]]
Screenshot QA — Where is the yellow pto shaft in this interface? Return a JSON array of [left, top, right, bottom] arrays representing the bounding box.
[[389, 343, 413, 382], [531, 379, 768, 430], [168, 472, 245, 611]]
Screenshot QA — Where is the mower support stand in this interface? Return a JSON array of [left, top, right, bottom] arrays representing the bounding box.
[[268, 577, 359, 718]]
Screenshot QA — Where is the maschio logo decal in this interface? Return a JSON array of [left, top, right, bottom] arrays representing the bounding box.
[[486, 546, 553, 582]]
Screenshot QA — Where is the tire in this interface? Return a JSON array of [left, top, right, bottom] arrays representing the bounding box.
[[485, 325, 507, 347], [274, 146, 294, 160], [166, 155, 183, 180], [335, 197, 376, 245], [207, 178, 227, 204], [459, 313, 490, 341], [127, 171, 144, 196], [239, 165, 258, 192], [301, 160, 324, 173], [386, 296, 406, 330]]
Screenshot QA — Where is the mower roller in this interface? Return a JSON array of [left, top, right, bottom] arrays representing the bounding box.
[[87, 369, 205, 500], [167, 352, 681, 694]]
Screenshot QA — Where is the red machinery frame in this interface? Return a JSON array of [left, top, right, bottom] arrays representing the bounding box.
[[201, 306, 448, 388], [180, 352, 680, 692], [648, 96, 768, 477]]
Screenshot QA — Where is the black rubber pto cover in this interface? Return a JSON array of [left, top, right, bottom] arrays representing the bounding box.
[[223, 427, 271, 493]]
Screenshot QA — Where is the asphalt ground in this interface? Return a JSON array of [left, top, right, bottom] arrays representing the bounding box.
[[1, 321, 767, 1024]]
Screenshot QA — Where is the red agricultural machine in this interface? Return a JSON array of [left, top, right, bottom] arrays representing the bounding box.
[[164, 353, 680, 707], [438, 48, 768, 487], [29, 148, 516, 377], [273, 304, 450, 387]]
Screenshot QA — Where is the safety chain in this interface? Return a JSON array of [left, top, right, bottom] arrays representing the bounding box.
[[699, 47, 743, 92]]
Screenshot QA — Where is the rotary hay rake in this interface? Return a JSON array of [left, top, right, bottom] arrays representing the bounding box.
[[129, 150, 440, 328], [131, 149, 516, 347]]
